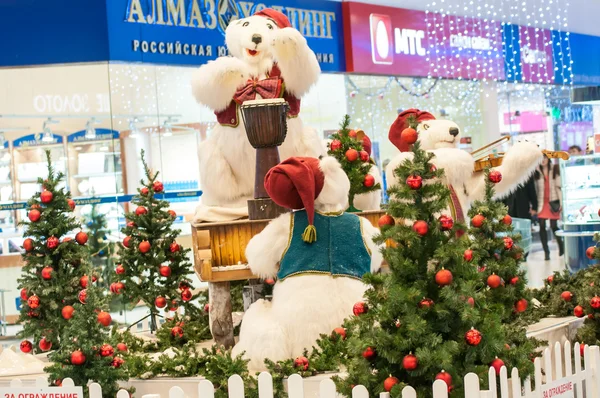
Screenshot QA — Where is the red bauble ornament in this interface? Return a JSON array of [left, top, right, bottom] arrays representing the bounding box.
[[471, 214, 485, 228], [580, 344, 586, 356], [467, 297, 475, 307], [62, 305, 75, 320], [28, 209, 41, 222], [503, 237, 514, 250], [139, 240, 151, 253], [515, 299, 528, 313], [403, 353, 418, 370], [502, 215, 512, 225], [78, 289, 87, 304], [41, 266, 53, 280], [561, 291, 573, 302], [353, 302, 368, 316], [465, 328, 482, 346], [181, 289, 193, 302], [23, 238, 34, 252], [293, 356, 309, 371], [487, 274, 502, 289], [359, 150, 369, 162], [490, 358, 505, 375], [574, 305, 585, 318], [362, 347, 376, 360], [439, 215, 454, 231], [20, 288, 28, 301], [110, 282, 125, 295], [27, 311, 38, 318], [363, 174, 375, 187], [401, 127, 418, 145], [100, 344, 114, 357], [203, 303, 210, 313], [591, 296, 600, 309], [123, 236, 131, 248], [510, 276, 520, 285], [378, 214, 395, 228], [547, 275, 554, 284], [169, 299, 179, 312], [345, 149, 358, 162], [20, 340, 33, 353], [111, 357, 125, 368], [435, 371, 453, 392], [115, 265, 125, 275], [413, 220, 428, 236], [127, 221, 136, 228], [488, 170, 503, 183], [330, 139, 342, 151], [141, 187, 149, 196], [435, 269, 453, 286], [332, 327, 346, 340], [40, 190, 53, 204], [67, 199, 76, 211], [419, 298, 434, 308], [348, 130, 357, 138], [159, 265, 172, 277], [464, 249, 473, 262], [406, 175, 423, 190], [135, 206, 147, 216], [27, 295, 40, 309], [384, 376, 399, 392], [75, 232, 88, 245], [47, 236, 59, 250], [171, 326, 184, 338], [79, 275, 90, 288], [586, 247, 596, 259], [97, 311, 112, 327], [71, 351, 86, 365], [168, 210, 176, 218], [39, 338, 52, 352], [155, 297, 167, 308], [264, 278, 275, 285], [153, 181, 164, 192], [170, 242, 180, 253], [117, 343, 128, 352]]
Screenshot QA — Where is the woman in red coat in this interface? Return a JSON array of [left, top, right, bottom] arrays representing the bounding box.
[[534, 158, 564, 261]]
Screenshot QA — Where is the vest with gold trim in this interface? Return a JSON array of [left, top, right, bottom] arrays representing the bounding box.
[[215, 63, 300, 127], [277, 210, 372, 281]]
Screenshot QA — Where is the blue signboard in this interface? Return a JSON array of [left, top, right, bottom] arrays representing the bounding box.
[[68, 129, 120, 143], [13, 133, 64, 148], [553, 32, 600, 85]]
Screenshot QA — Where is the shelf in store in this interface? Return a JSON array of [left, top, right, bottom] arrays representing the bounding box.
[[73, 171, 122, 179]]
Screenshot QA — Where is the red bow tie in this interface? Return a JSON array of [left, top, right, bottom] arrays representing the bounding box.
[[233, 76, 283, 104]]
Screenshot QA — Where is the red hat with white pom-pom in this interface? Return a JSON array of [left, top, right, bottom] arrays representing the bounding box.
[[254, 8, 292, 28], [264, 157, 324, 243], [389, 109, 435, 152]]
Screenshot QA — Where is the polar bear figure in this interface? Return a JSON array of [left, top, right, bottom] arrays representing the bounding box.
[[191, 8, 324, 222], [231, 156, 383, 371], [385, 109, 544, 222]]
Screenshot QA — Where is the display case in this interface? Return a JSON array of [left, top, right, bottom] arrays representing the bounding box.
[[558, 154, 600, 273]]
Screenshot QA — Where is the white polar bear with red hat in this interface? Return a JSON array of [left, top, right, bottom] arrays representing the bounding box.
[[191, 8, 324, 222], [231, 156, 383, 371], [385, 109, 544, 222]]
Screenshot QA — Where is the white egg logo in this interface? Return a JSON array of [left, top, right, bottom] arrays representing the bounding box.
[[375, 20, 389, 59], [370, 14, 393, 65]]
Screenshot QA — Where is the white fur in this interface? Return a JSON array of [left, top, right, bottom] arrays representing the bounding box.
[[232, 157, 383, 371], [386, 118, 544, 218], [192, 15, 324, 222]]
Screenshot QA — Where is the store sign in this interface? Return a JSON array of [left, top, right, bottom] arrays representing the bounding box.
[[540, 379, 574, 398], [343, 2, 505, 79], [68, 129, 120, 143], [554, 32, 600, 85], [106, 0, 345, 71], [13, 133, 64, 148], [0, 386, 83, 398], [33, 94, 110, 114]]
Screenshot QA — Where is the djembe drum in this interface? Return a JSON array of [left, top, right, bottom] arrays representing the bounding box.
[[241, 98, 290, 220]]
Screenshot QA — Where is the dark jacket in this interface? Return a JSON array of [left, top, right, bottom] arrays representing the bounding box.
[[503, 175, 538, 219]]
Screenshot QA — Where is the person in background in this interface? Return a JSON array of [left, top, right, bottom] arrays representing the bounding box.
[[568, 145, 582, 156], [381, 159, 390, 204], [502, 175, 537, 260], [534, 158, 564, 261]]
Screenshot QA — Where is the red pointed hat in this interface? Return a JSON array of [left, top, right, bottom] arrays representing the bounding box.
[[264, 157, 325, 243], [389, 109, 435, 152], [254, 8, 292, 28]]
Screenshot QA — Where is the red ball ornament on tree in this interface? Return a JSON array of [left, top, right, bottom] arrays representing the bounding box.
[[127, 221, 136, 228], [159, 265, 172, 277], [490, 358, 505, 375], [168, 210, 177, 218], [348, 130, 357, 138], [471, 214, 485, 228], [40, 190, 53, 204], [419, 298, 434, 309], [574, 305, 585, 318], [413, 220, 428, 236], [203, 303, 210, 313], [359, 150, 369, 162], [75, 231, 88, 245], [169, 299, 179, 312], [502, 214, 512, 225], [378, 214, 395, 228], [62, 305, 75, 320], [28, 209, 41, 222], [171, 326, 184, 338], [547, 275, 554, 284], [23, 238, 34, 252], [330, 139, 342, 151], [586, 247, 596, 260], [139, 240, 151, 253], [20, 288, 28, 301], [155, 297, 167, 308], [510, 276, 520, 285], [111, 357, 125, 368], [117, 343, 128, 352], [439, 215, 454, 231], [264, 278, 275, 285], [67, 199, 76, 211], [153, 181, 164, 192], [503, 237, 514, 250], [181, 289, 193, 302], [345, 149, 358, 162], [39, 338, 52, 352], [293, 356, 309, 371], [406, 175, 423, 190], [488, 170, 503, 183], [561, 291, 573, 302], [115, 265, 125, 275], [27, 295, 40, 309], [465, 328, 482, 346], [464, 249, 473, 262], [384, 376, 399, 392], [467, 297, 475, 307], [353, 302, 368, 316], [363, 174, 375, 187], [170, 242, 180, 253], [135, 206, 147, 216], [362, 347, 376, 360], [71, 351, 86, 366], [20, 340, 33, 354], [78, 289, 87, 304], [97, 311, 112, 327], [47, 236, 59, 250], [123, 236, 131, 248], [42, 266, 53, 280], [79, 275, 90, 288], [515, 299, 528, 313], [140, 187, 149, 196], [435, 268, 453, 286], [591, 296, 600, 309], [401, 127, 418, 145], [100, 344, 114, 357], [487, 274, 502, 289], [332, 327, 346, 340], [435, 371, 453, 392], [403, 353, 418, 370]]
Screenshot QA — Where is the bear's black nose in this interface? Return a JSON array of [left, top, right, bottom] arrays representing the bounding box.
[[252, 34, 262, 44], [449, 127, 459, 137]]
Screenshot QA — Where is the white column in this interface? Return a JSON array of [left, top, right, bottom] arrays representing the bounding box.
[[480, 81, 501, 145]]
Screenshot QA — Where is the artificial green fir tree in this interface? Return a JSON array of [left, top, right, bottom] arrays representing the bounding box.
[[334, 133, 539, 396], [327, 115, 380, 212], [112, 150, 196, 334], [45, 283, 128, 397], [17, 151, 90, 353], [85, 204, 116, 290]]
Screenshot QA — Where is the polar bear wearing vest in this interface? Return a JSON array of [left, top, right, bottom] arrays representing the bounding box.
[[385, 109, 544, 222], [231, 156, 383, 371], [191, 8, 324, 222]]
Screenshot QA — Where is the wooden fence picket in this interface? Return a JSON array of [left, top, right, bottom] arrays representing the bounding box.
[[533, 357, 542, 393], [498, 366, 509, 398], [198, 379, 215, 398], [379, 392, 390, 398], [168, 385, 185, 398], [543, 347, 552, 384], [141, 394, 160, 398], [319, 378, 337, 398], [590, 346, 600, 398], [564, 341, 573, 381], [287, 374, 304, 398], [62, 378, 75, 387], [257, 372, 273, 398], [463, 372, 480, 398], [554, 341, 563, 380], [510, 368, 521, 398], [486, 367, 497, 398], [116, 389, 129, 398], [523, 377, 532, 398], [574, 342, 583, 398], [431, 380, 448, 398], [228, 374, 245, 398], [88, 382, 102, 398], [400, 385, 417, 398], [350, 384, 368, 398]]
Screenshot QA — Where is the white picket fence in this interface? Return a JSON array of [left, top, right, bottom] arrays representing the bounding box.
[[5, 341, 600, 398]]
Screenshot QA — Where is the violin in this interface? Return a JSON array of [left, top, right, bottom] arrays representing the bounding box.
[[471, 137, 570, 172]]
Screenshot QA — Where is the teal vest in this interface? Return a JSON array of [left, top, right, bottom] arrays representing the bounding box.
[[278, 210, 372, 281]]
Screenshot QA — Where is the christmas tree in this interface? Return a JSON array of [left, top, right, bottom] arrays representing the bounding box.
[[112, 150, 195, 333], [85, 204, 116, 290], [327, 115, 380, 211], [17, 151, 90, 353], [44, 282, 128, 397], [334, 134, 538, 396]]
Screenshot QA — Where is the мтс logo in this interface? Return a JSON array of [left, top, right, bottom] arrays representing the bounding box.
[[370, 14, 393, 65]]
